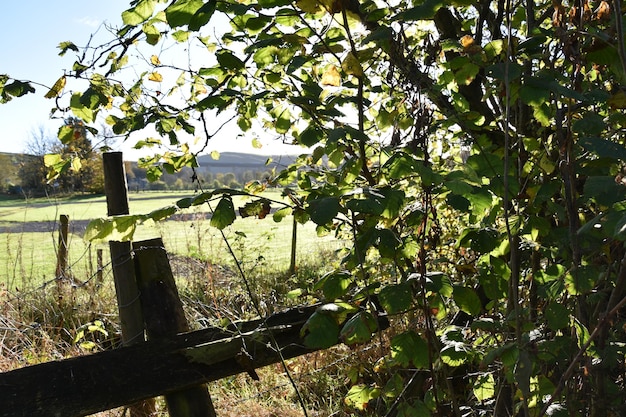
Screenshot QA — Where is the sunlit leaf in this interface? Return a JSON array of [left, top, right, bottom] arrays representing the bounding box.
[[44, 75, 66, 99], [390, 331, 429, 368], [148, 72, 163, 82], [148, 205, 178, 222], [453, 285, 482, 316], [272, 206, 292, 222], [344, 384, 381, 411], [165, 0, 204, 28], [58, 41, 79, 56], [239, 199, 271, 219], [314, 270, 353, 300], [341, 52, 363, 77], [122, 0, 156, 25], [321, 65, 341, 86], [210, 197, 236, 229], [474, 373, 495, 401], [70, 93, 95, 123]]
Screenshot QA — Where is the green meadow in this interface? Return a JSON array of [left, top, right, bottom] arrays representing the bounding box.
[[0, 191, 343, 290]]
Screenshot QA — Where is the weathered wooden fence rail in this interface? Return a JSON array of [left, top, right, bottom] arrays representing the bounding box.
[[0, 304, 384, 417]]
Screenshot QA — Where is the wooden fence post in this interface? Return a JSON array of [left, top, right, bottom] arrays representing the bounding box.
[[289, 215, 297, 276], [103, 152, 156, 417], [55, 214, 69, 280], [96, 248, 103, 288], [133, 238, 217, 417]]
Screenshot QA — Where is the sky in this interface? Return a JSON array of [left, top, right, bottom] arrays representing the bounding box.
[[0, 1, 303, 160]]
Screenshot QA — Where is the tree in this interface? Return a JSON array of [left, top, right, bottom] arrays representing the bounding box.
[[17, 125, 56, 193], [52, 117, 105, 193], [4, 0, 626, 415]]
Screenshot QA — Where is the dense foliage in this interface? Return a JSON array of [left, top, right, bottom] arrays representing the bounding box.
[[3, 0, 626, 415]]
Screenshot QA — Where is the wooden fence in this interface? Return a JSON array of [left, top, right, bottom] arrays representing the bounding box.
[[0, 153, 388, 417]]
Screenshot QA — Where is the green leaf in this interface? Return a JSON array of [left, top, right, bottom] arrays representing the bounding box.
[[210, 197, 236, 229], [453, 285, 482, 316], [84, 216, 139, 242], [545, 302, 569, 330], [474, 373, 495, 401], [401, 0, 444, 20], [239, 199, 271, 219], [584, 176, 625, 207], [573, 113, 605, 135], [4, 80, 35, 99], [272, 206, 292, 222], [274, 107, 292, 134], [58, 41, 79, 56], [166, 0, 204, 28], [307, 197, 341, 225], [301, 311, 340, 349], [216, 50, 245, 71], [390, 331, 429, 368], [580, 136, 626, 161], [340, 311, 378, 345], [258, 0, 292, 7], [298, 126, 324, 147], [378, 283, 412, 314], [189, 1, 216, 31], [440, 345, 467, 367], [423, 272, 453, 297], [148, 205, 178, 222], [44, 75, 66, 98], [315, 270, 353, 300], [122, 0, 156, 25], [344, 384, 381, 411], [70, 92, 95, 123]]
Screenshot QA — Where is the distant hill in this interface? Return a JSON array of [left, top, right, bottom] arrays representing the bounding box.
[[0, 151, 302, 192], [195, 152, 299, 175]]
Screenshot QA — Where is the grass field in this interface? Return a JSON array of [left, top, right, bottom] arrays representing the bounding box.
[[0, 191, 360, 417], [0, 191, 343, 290]]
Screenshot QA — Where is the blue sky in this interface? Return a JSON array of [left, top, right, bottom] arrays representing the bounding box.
[[0, 1, 129, 153], [0, 1, 301, 159]]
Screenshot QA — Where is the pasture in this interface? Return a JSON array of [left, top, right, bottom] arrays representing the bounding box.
[[0, 191, 352, 416], [0, 191, 343, 291]]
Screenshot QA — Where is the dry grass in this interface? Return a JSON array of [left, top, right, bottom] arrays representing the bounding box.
[[0, 249, 378, 417]]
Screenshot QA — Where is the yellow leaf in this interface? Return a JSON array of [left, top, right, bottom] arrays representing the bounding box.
[[71, 157, 82, 172], [341, 52, 363, 78], [460, 35, 475, 49], [321, 65, 341, 86], [44, 75, 66, 99], [148, 72, 163, 82], [210, 150, 220, 160], [150, 55, 161, 66]]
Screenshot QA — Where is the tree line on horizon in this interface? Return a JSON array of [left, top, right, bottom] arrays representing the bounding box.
[[4, 121, 275, 196]]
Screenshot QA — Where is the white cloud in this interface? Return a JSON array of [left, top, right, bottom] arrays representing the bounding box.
[[76, 16, 101, 28]]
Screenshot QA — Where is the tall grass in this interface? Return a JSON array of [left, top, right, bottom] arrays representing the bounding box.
[[0, 192, 362, 416]]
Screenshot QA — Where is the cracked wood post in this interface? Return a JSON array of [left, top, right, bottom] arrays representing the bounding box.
[[103, 151, 156, 417], [133, 237, 217, 417]]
